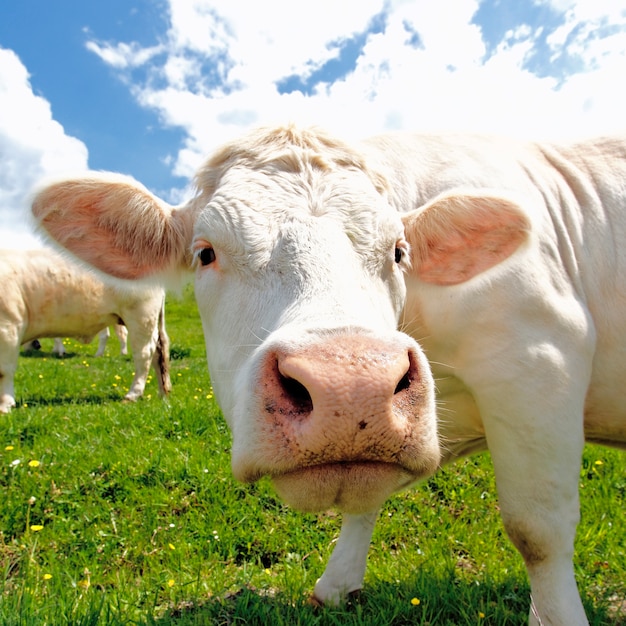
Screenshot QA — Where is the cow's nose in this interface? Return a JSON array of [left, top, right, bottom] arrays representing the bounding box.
[[276, 365, 314, 416], [259, 333, 423, 457], [275, 341, 414, 418]]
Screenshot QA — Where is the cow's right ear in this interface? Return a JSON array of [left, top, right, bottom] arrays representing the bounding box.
[[31, 173, 196, 285], [402, 190, 532, 286]]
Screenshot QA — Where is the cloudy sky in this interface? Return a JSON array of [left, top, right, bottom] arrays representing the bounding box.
[[1, 0, 625, 248]]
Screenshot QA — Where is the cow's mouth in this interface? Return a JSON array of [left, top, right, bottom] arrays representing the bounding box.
[[270, 461, 416, 514]]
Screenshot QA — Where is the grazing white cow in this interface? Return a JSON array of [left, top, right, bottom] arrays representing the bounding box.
[[31, 126, 626, 625], [23, 324, 129, 357], [0, 248, 171, 413]]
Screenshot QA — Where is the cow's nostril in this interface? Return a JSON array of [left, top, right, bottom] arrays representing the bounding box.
[[280, 374, 314, 414], [394, 370, 412, 395]]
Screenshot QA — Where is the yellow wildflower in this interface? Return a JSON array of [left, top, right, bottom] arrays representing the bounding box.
[[28, 460, 40, 468], [411, 598, 420, 606], [30, 525, 44, 532]]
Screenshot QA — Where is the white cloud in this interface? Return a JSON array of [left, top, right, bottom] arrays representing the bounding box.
[[85, 40, 164, 71], [167, 0, 386, 84], [83, 0, 626, 181], [541, 0, 626, 72], [0, 48, 88, 248], [540, 0, 625, 22]]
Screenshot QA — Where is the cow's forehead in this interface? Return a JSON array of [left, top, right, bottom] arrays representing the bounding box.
[[192, 164, 404, 271], [209, 162, 387, 213]]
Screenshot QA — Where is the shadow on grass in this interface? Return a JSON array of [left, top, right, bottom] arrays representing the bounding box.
[[143, 574, 623, 626], [15, 391, 125, 409], [20, 349, 82, 359]]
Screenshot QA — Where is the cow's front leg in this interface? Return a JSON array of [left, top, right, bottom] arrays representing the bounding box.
[[485, 403, 588, 626], [123, 324, 158, 402], [94, 327, 110, 357], [0, 339, 19, 414], [0, 372, 16, 414], [312, 511, 378, 605]]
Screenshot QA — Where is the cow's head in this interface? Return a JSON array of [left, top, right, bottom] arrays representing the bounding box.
[[32, 125, 529, 514]]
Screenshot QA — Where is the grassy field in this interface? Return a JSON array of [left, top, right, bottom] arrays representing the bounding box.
[[0, 286, 624, 625]]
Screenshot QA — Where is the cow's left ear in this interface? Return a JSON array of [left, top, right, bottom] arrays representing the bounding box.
[[31, 172, 196, 285], [402, 191, 531, 286]]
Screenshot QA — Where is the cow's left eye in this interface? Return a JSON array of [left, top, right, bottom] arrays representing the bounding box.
[[394, 239, 409, 265], [197, 247, 216, 266]]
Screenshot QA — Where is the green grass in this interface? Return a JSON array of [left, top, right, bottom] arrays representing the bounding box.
[[1, 285, 624, 625]]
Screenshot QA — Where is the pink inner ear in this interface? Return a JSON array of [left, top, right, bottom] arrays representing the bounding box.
[[57, 235, 157, 281], [40, 204, 150, 280], [407, 196, 530, 286], [33, 178, 191, 281]]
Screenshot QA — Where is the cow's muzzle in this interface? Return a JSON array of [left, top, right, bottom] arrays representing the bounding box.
[[235, 330, 440, 512]]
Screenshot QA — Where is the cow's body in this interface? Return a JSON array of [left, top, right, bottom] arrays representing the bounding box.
[[23, 324, 129, 357], [30, 127, 626, 625], [0, 248, 171, 412]]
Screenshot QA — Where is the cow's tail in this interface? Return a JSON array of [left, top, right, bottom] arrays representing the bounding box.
[[153, 295, 172, 396]]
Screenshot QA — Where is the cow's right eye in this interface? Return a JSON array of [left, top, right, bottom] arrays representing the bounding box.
[[197, 247, 216, 266]]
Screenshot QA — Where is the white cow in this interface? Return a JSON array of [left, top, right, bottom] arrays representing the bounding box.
[[23, 325, 129, 357], [31, 126, 626, 626], [0, 248, 171, 413]]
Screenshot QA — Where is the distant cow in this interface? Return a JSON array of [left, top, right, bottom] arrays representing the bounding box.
[[23, 324, 129, 357], [31, 126, 626, 626], [0, 248, 171, 413]]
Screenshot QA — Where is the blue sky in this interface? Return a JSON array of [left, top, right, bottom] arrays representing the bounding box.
[[1, 0, 626, 247], [0, 1, 178, 189]]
